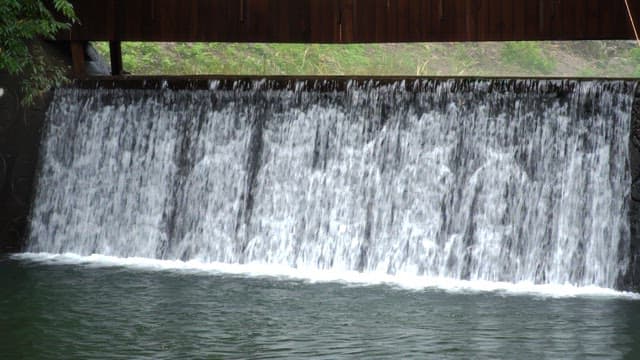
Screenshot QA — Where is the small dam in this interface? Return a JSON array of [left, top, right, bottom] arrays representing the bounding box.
[[3, 0, 640, 358], [25, 78, 639, 289]]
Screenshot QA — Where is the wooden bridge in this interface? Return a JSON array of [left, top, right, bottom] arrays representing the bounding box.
[[61, 0, 640, 76]]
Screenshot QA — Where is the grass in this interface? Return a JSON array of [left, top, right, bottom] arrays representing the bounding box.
[[501, 42, 556, 74], [631, 48, 640, 77], [92, 41, 640, 78]]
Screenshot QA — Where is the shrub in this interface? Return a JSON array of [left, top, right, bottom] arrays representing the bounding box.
[[0, 0, 77, 105]]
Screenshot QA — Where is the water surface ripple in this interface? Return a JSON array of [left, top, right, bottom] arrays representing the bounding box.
[[2, 256, 640, 359]]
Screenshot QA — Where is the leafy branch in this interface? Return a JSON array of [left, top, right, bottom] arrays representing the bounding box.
[[0, 0, 77, 105]]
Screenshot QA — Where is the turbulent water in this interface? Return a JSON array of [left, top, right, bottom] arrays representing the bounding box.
[[28, 79, 635, 288], [4, 256, 640, 359]]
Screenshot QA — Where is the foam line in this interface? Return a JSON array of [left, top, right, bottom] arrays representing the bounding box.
[[12, 252, 640, 300]]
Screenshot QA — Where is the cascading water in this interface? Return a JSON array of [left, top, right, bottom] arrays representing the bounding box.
[[27, 79, 635, 288]]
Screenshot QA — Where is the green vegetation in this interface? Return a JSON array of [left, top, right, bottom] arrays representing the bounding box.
[[93, 41, 640, 78], [0, 0, 76, 105], [95, 42, 435, 76], [502, 42, 556, 74], [631, 48, 640, 77]]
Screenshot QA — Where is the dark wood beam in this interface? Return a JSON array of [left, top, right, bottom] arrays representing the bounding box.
[[109, 41, 123, 76], [61, 0, 640, 43], [70, 41, 86, 78]]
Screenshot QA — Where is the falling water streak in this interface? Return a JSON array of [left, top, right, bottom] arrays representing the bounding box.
[[28, 79, 635, 288]]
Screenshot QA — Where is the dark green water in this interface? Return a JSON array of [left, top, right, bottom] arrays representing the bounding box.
[[2, 256, 640, 359]]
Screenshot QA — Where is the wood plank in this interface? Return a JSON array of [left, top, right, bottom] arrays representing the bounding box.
[[451, 0, 467, 42], [545, 0, 560, 40], [585, 0, 600, 39], [349, 0, 358, 41], [442, 0, 457, 41], [109, 41, 123, 75], [70, 0, 114, 39], [60, 0, 640, 42], [341, 0, 355, 42], [308, 0, 339, 42], [573, 0, 587, 39], [156, 1, 183, 41], [189, 0, 198, 40], [407, 0, 425, 41], [632, 0, 640, 29], [299, 0, 312, 42], [538, 0, 553, 39], [119, 0, 144, 41], [618, 0, 636, 39], [396, 0, 410, 42], [488, 0, 502, 40], [270, 0, 288, 42], [375, 0, 388, 42], [502, 0, 514, 41], [245, 0, 269, 42], [464, 0, 478, 41], [70, 41, 86, 78], [274, 0, 308, 42], [523, 0, 540, 39], [599, 0, 613, 40], [428, 0, 442, 41], [476, 0, 490, 41], [267, 0, 279, 41], [512, 0, 526, 40], [355, 0, 377, 42], [559, 0, 576, 40], [385, 0, 399, 42]]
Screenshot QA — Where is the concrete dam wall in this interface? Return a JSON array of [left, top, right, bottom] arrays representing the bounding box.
[[6, 76, 640, 290]]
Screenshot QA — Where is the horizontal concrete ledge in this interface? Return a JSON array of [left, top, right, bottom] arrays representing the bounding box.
[[69, 75, 639, 93]]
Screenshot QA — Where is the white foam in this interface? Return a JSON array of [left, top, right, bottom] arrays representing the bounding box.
[[29, 84, 635, 287], [12, 252, 640, 300]]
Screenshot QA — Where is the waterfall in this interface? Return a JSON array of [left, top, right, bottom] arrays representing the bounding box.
[[28, 79, 635, 288]]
